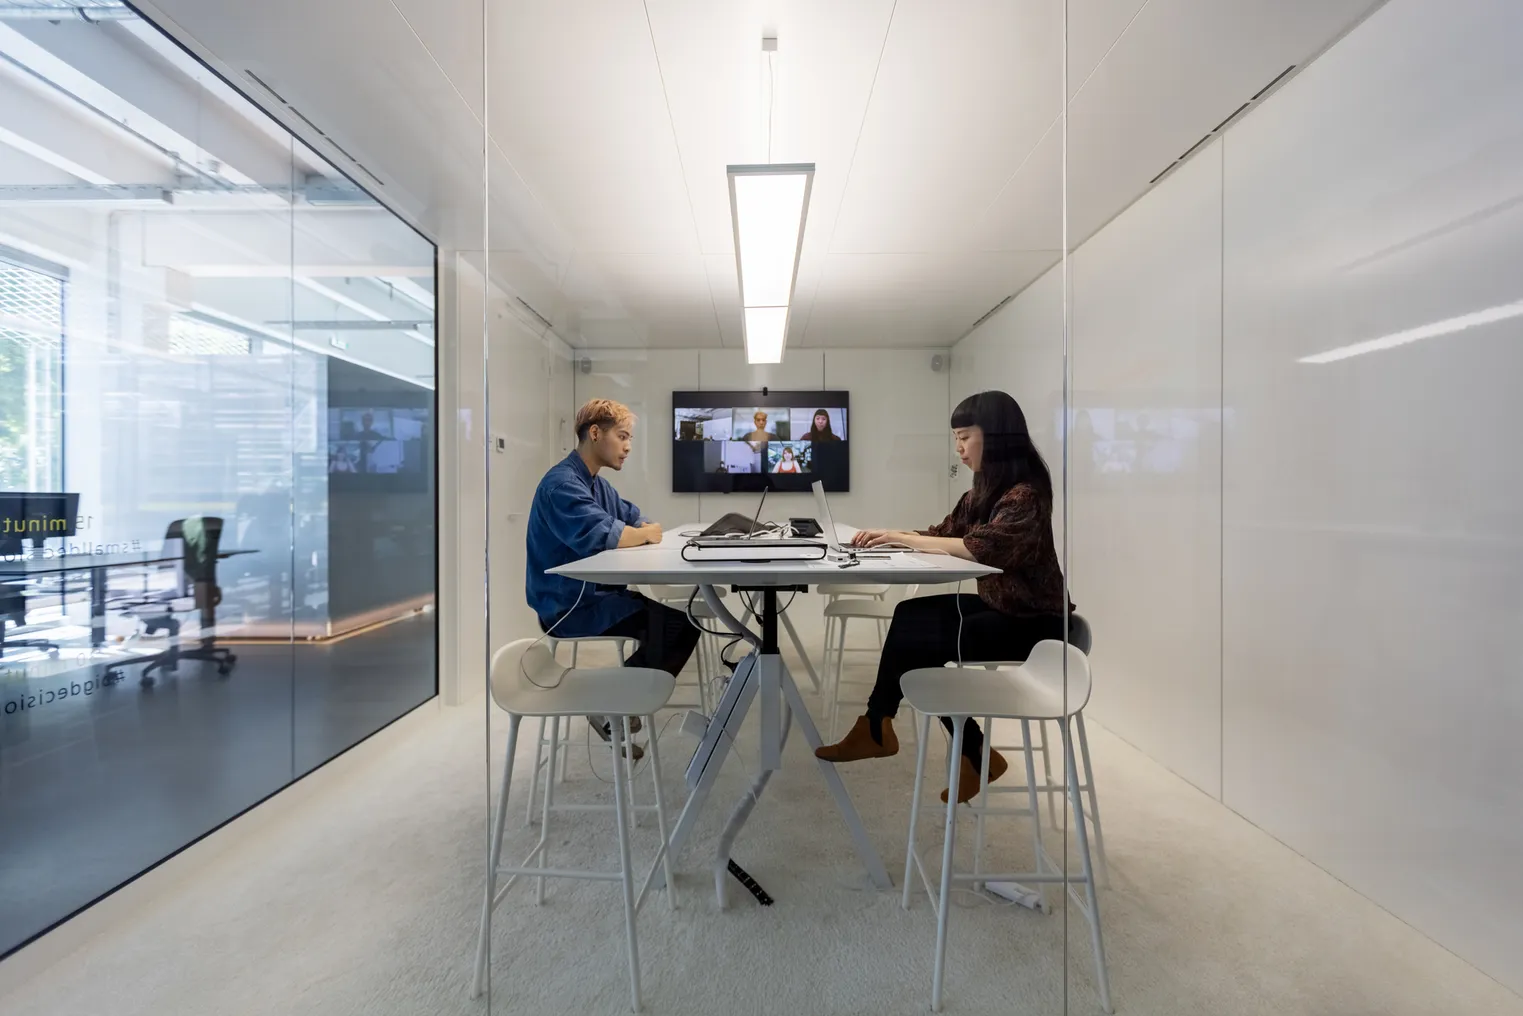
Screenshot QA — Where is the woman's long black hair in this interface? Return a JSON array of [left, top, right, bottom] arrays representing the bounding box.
[[951, 390, 1053, 523], [807, 409, 836, 439]]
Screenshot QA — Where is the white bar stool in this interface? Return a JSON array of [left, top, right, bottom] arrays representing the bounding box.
[[473, 638, 678, 1013], [822, 585, 917, 739], [818, 582, 889, 683], [525, 635, 637, 828], [900, 640, 1113, 1014], [960, 615, 1108, 886]]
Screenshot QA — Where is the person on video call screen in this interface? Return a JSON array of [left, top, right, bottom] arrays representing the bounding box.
[[741, 409, 774, 444], [804, 408, 841, 442]]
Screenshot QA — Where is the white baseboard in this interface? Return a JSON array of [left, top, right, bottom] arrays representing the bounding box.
[[0, 697, 448, 1000]]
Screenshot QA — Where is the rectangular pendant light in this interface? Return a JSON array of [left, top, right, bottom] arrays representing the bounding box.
[[727, 163, 814, 364]]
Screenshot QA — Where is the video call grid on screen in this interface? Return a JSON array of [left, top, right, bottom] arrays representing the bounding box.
[[672, 390, 849, 493], [326, 402, 433, 491]]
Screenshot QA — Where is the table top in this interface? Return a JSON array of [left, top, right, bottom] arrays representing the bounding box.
[[549, 523, 999, 587], [0, 548, 255, 576]]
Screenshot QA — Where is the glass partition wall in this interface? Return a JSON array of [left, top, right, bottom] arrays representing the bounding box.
[[0, 5, 437, 961], [477, 4, 1074, 1015]]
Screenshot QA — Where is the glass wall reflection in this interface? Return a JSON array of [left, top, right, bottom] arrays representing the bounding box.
[[0, 5, 436, 958]]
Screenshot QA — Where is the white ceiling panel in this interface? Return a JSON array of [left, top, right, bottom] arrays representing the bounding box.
[[975, 118, 1063, 252], [389, 0, 486, 121], [828, 0, 1063, 254], [642, 0, 895, 255], [1065, 0, 1149, 96], [801, 251, 1058, 347], [702, 253, 744, 349], [486, 2, 699, 256]]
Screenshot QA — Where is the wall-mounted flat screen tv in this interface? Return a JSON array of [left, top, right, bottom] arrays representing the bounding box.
[[672, 390, 849, 493]]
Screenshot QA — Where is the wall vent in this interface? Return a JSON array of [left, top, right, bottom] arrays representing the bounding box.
[[1148, 64, 1298, 188], [1251, 64, 1296, 101], [243, 70, 287, 106]]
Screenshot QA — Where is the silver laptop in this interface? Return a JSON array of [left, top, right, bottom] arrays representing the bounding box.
[[810, 480, 914, 554]]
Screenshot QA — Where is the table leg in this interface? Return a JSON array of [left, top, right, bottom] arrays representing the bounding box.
[[779, 662, 891, 889], [654, 584, 892, 901]]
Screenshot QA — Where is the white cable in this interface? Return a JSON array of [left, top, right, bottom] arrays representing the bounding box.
[[520, 580, 589, 689]]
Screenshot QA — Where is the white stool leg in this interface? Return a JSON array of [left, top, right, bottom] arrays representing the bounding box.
[[557, 716, 571, 783], [643, 713, 678, 911], [472, 713, 521, 998], [526, 716, 546, 827], [829, 617, 849, 737], [931, 716, 965, 1013], [536, 717, 560, 905], [821, 615, 834, 690], [1038, 719, 1059, 828], [1021, 719, 1051, 914], [902, 710, 933, 910], [1063, 718, 1113, 1014], [609, 720, 643, 1013], [622, 716, 639, 830], [972, 716, 993, 891], [1076, 712, 1110, 888]]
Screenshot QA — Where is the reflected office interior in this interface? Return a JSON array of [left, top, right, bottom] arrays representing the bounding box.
[[0, 3, 437, 959]]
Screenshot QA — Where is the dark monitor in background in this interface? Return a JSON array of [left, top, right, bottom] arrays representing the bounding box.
[[0, 492, 79, 555]]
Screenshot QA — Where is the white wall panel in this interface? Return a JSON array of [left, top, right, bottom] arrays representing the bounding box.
[[1221, 0, 1523, 992], [1070, 140, 1223, 795], [573, 348, 699, 529]]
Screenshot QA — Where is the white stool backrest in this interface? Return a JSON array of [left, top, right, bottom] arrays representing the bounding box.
[[1009, 640, 1093, 718], [1068, 613, 1093, 655], [489, 638, 564, 711]]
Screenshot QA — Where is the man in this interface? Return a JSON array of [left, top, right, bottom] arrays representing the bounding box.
[[525, 398, 700, 753], [741, 410, 773, 445]]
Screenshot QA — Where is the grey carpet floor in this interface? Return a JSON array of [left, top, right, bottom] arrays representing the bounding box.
[[2, 640, 1519, 1016]]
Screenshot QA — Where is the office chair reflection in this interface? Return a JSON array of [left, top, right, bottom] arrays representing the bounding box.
[[109, 516, 237, 688]]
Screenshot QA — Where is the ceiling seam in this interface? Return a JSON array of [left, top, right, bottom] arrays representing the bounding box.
[[1070, 0, 1153, 102], [640, 0, 725, 350], [795, 0, 898, 349], [977, 0, 1151, 229], [387, 0, 581, 307]]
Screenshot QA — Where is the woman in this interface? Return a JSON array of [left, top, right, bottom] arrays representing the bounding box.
[[775, 445, 801, 473], [815, 390, 1073, 804], [805, 409, 841, 442]]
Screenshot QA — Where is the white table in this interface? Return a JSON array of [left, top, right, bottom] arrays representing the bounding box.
[[549, 523, 998, 906]]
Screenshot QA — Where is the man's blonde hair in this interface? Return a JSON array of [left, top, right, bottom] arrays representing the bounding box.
[[575, 398, 635, 441]]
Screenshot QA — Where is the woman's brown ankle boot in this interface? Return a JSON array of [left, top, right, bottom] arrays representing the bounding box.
[[942, 748, 1008, 804], [815, 715, 898, 762]]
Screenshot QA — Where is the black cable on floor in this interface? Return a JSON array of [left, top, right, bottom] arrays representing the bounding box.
[[728, 859, 773, 905]]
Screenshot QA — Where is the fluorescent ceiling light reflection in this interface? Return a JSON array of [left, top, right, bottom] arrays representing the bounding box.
[[743, 307, 788, 364], [728, 163, 813, 364], [1300, 298, 1523, 364]]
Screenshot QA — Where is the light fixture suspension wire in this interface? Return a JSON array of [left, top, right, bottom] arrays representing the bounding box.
[[767, 50, 776, 163]]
